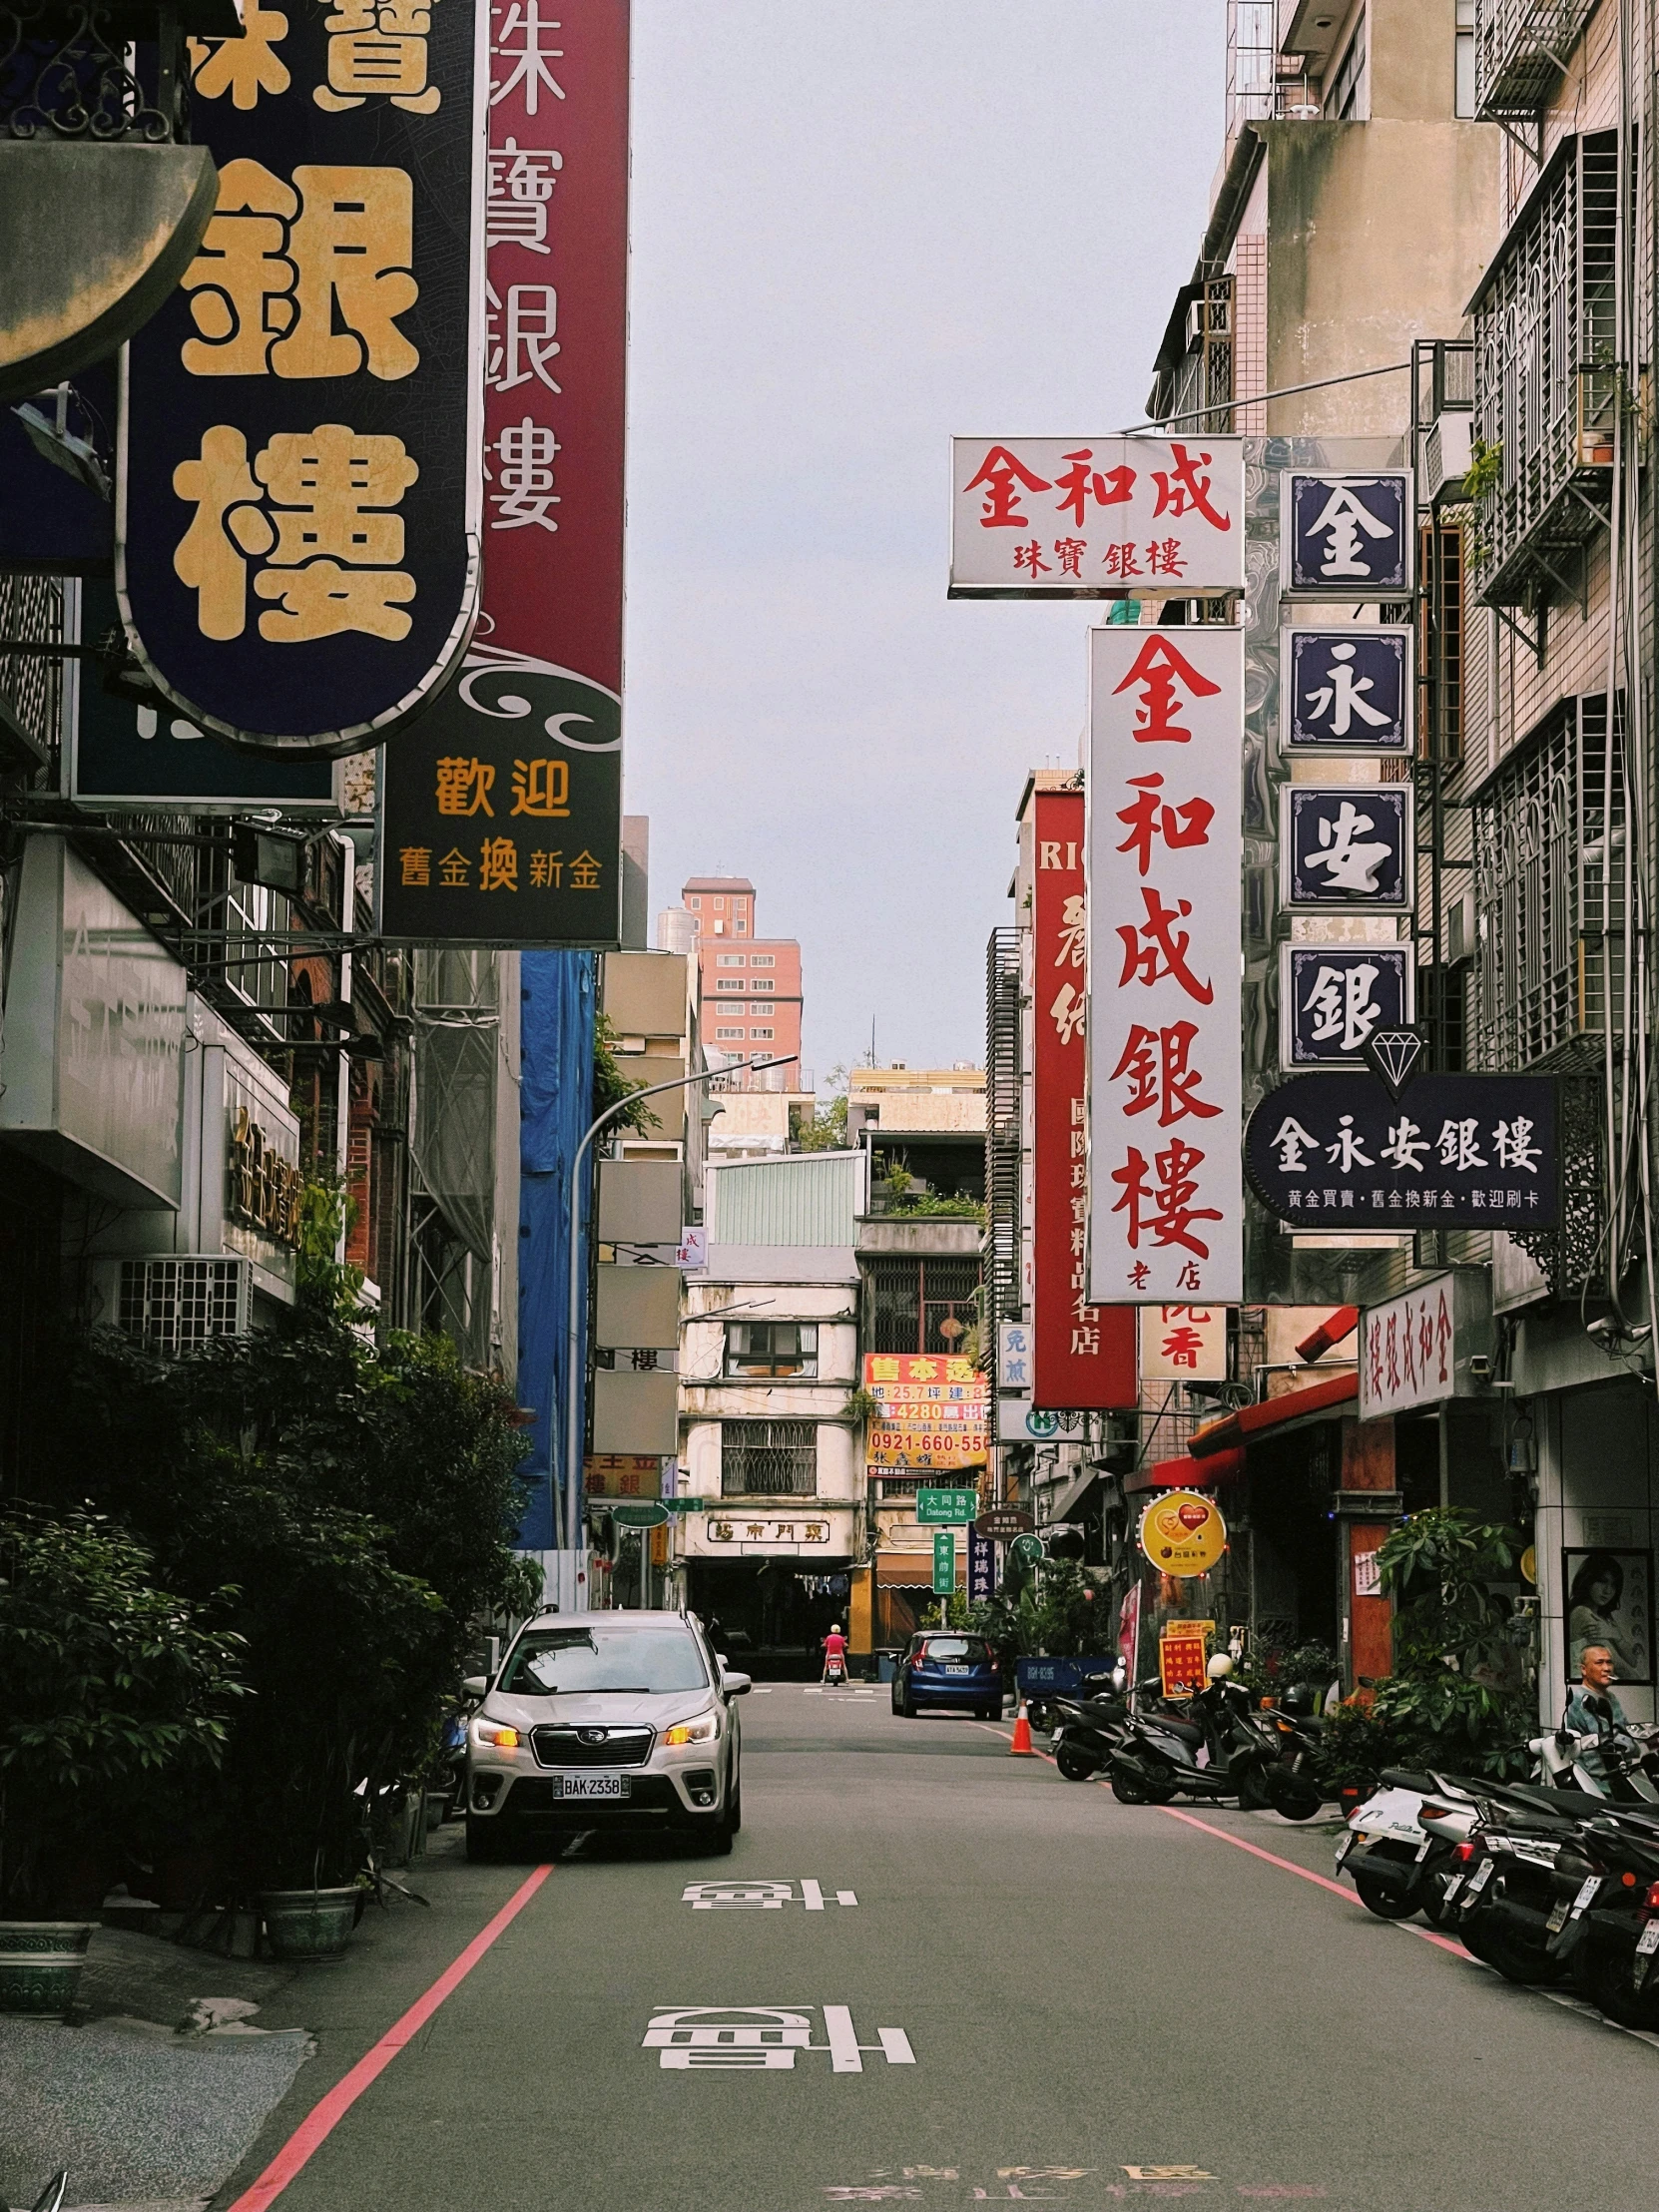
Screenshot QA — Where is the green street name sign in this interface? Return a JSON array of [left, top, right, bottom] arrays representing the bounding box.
[[917, 1487, 979, 1524], [932, 1529, 956, 1595], [609, 1502, 670, 1528]]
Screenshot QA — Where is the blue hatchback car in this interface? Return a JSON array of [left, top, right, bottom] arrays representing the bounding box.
[[891, 1633, 1003, 1720]]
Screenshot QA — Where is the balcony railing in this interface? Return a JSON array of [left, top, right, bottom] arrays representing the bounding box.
[[1473, 0, 1599, 119], [1470, 133, 1618, 605]]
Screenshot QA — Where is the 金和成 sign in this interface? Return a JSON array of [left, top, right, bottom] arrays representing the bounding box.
[[1245, 1072, 1561, 1230], [1087, 624, 1243, 1304], [949, 436, 1244, 598], [118, 0, 487, 753], [1280, 944, 1414, 1068]]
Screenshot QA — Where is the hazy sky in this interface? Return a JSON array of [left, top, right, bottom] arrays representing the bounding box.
[[624, 2, 1225, 1088]]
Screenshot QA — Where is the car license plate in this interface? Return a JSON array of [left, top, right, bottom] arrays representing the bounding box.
[[1462, 1858, 1495, 1903], [551, 1773, 630, 1801], [1569, 1875, 1602, 1920], [944, 1666, 971, 1675], [1637, 1920, 1659, 1956]]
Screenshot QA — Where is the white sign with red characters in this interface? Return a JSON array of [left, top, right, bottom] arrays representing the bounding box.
[[949, 436, 1245, 598], [1087, 624, 1244, 1305], [1139, 1305, 1229, 1383]]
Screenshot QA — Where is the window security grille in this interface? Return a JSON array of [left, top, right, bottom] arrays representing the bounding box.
[[117, 1258, 249, 1352], [1473, 0, 1598, 119], [983, 927, 1020, 1347], [725, 1323, 819, 1379], [1472, 132, 1618, 605], [867, 1258, 981, 1357], [1470, 694, 1625, 1071], [720, 1419, 818, 1497]]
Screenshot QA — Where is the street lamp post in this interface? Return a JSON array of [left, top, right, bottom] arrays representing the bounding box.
[[557, 1050, 796, 1612]]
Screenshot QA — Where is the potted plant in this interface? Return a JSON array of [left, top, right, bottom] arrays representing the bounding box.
[[0, 1508, 245, 2015]]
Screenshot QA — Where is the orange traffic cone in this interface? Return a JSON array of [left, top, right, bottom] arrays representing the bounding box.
[[1009, 1701, 1036, 1756]]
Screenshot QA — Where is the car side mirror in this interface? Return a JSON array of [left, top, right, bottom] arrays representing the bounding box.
[[461, 1674, 488, 1699], [722, 1670, 753, 1697]]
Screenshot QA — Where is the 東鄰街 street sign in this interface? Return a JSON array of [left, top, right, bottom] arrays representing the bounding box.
[[375, 649, 621, 945], [1281, 472, 1413, 597], [1244, 1071, 1562, 1231], [949, 436, 1245, 599], [117, 0, 487, 753], [1279, 944, 1414, 1069], [932, 1530, 956, 1596], [917, 1487, 979, 1525]]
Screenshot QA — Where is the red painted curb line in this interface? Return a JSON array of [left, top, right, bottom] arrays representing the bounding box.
[[225, 1862, 555, 2212], [978, 1719, 1468, 1960]]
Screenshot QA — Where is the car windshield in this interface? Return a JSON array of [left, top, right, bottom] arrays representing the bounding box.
[[500, 1626, 711, 1696], [920, 1637, 991, 1664]]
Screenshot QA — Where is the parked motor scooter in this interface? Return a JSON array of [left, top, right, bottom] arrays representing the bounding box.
[[1534, 1801, 1659, 2025], [1049, 1667, 1129, 1782], [1434, 1789, 1612, 1982], [1107, 1656, 1313, 1815]]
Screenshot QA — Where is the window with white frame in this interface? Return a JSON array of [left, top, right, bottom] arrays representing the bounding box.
[[726, 1321, 819, 1379]]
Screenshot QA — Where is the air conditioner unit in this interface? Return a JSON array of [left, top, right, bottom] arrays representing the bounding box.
[[1185, 293, 1232, 347], [1445, 890, 1477, 965], [90, 1256, 253, 1353], [1424, 409, 1475, 502]]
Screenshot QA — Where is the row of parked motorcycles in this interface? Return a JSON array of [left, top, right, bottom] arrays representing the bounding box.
[[1339, 1714, 1659, 2028], [1044, 1655, 1326, 1823]]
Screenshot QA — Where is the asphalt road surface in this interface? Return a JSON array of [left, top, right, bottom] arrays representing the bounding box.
[[220, 1686, 1659, 2212]]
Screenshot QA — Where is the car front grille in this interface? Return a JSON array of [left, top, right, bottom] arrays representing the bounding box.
[[530, 1725, 654, 1768]]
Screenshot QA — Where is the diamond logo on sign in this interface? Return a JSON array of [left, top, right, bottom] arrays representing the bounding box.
[[1283, 472, 1413, 596], [1284, 626, 1411, 753], [1280, 945, 1413, 1068], [1280, 787, 1412, 909], [1364, 1027, 1427, 1097]]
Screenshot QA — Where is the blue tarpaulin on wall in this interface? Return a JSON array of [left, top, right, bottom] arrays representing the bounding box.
[[516, 950, 596, 1549]]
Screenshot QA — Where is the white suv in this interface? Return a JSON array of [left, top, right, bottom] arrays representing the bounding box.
[[463, 1611, 749, 1858]]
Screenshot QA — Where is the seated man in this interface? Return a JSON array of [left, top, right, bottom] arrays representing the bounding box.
[[1562, 1643, 1630, 1783]]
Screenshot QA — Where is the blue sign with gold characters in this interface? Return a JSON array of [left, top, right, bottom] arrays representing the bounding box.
[[117, 0, 485, 754]]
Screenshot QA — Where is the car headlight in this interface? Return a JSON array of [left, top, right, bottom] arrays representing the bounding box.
[[473, 1719, 522, 1749], [663, 1711, 720, 1747]]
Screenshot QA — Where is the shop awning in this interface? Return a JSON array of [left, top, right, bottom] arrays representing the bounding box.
[[1042, 1465, 1103, 1523], [1188, 1370, 1358, 1456], [1126, 1445, 1246, 1494]]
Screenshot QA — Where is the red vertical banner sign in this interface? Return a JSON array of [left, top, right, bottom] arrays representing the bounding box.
[[1031, 791, 1138, 1409], [485, 0, 629, 682]]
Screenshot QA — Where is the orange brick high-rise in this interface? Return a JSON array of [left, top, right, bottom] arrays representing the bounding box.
[[681, 874, 803, 1079]]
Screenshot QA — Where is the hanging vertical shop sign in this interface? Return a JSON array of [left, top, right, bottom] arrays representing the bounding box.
[[378, 0, 629, 941], [1279, 944, 1414, 1068], [1031, 789, 1137, 1407], [948, 436, 1244, 597], [1281, 626, 1412, 754], [117, 0, 488, 755], [1282, 472, 1413, 596], [1087, 625, 1244, 1304], [1280, 786, 1413, 909], [1138, 1304, 1228, 1383]]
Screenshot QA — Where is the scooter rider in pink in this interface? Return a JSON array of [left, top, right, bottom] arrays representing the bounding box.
[[822, 1623, 848, 1686]]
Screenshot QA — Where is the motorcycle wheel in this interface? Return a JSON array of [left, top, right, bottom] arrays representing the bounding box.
[[1420, 1882, 1449, 1927], [1265, 1773, 1324, 1822], [1055, 1743, 1097, 1783], [1110, 1769, 1150, 1805], [1236, 1768, 1269, 1811], [1568, 1940, 1659, 2028], [1353, 1873, 1420, 1921], [1461, 1914, 1566, 1985]]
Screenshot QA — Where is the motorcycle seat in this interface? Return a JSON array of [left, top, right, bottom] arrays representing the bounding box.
[[1379, 1768, 1439, 1793], [1150, 1716, 1206, 1747]]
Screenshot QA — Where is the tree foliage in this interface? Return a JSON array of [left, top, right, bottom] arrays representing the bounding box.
[[23, 1310, 535, 1889], [0, 1507, 247, 1913]]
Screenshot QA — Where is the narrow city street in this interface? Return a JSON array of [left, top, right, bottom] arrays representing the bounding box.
[[212, 1691, 1659, 2212]]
